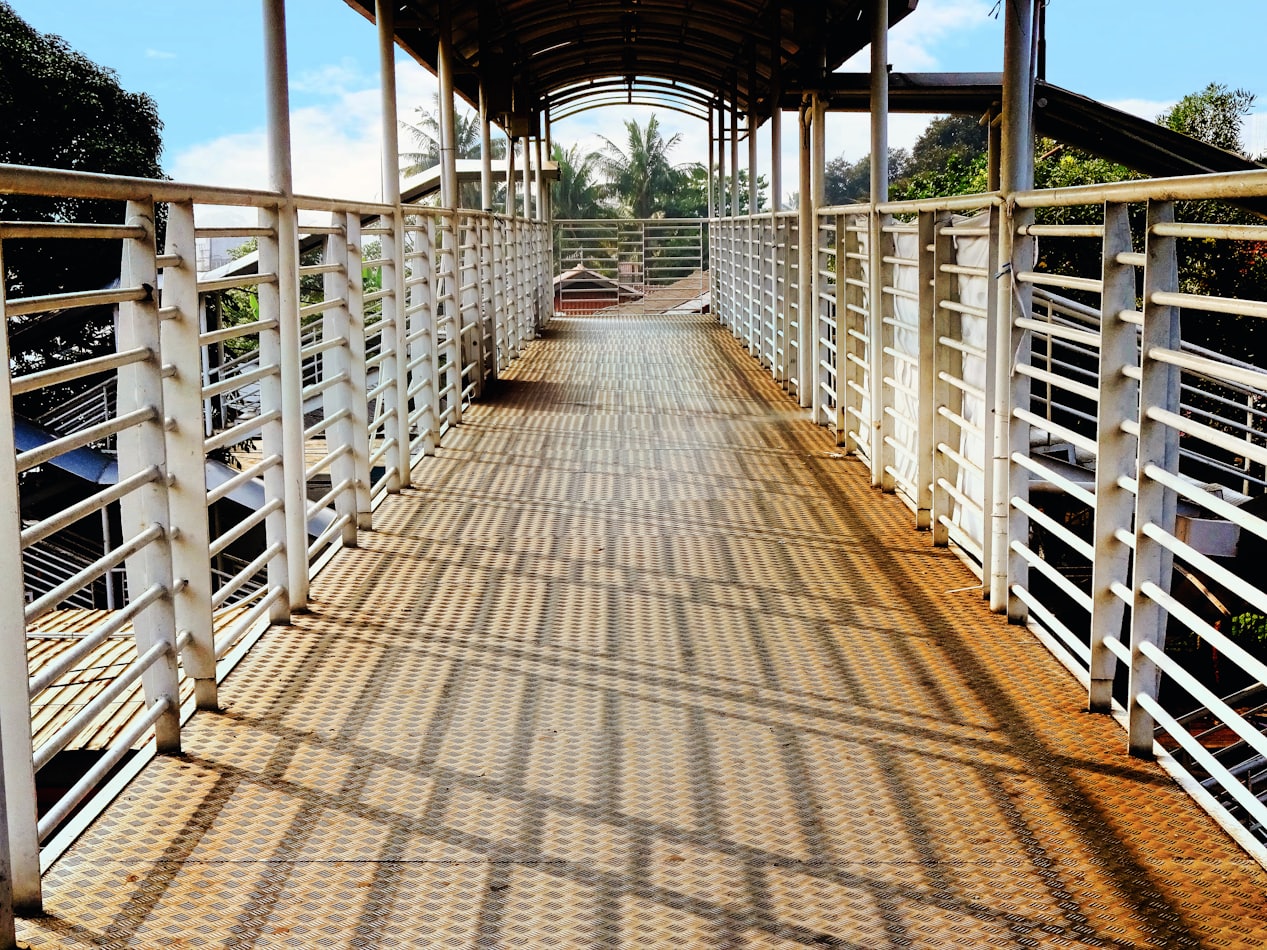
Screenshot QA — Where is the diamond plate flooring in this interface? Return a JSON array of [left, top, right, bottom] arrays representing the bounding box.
[[19, 312, 1267, 948]]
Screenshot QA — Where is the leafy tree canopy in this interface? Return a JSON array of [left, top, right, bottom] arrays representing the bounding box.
[[1159, 83, 1256, 156], [0, 2, 165, 418], [0, 1, 164, 299]]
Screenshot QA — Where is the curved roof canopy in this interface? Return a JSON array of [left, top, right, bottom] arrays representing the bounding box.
[[343, 0, 918, 132]]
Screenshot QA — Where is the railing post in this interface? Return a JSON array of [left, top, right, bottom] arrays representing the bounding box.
[[1128, 200, 1181, 756], [0, 240, 42, 913], [930, 211, 958, 546], [980, 205, 1001, 596], [870, 210, 896, 490], [0, 727, 13, 945], [116, 199, 182, 755], [439, 212, 463, 425], [915, 210, 940, 528], [995, 205, 1035, 620], [480, 216, 497, 386], [1089, 201, 1138, 712], [160, 200, 217, 709], [796, 98, 814, 409], [256, 208, 294, 626], [406, 212, 439, 458], [342, 213, 374, 515], [324, 218, 368, 543]]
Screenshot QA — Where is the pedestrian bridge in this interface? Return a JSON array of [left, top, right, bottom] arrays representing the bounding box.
[[13, 307, 1267, 948], [5, 0, 1267, 946]]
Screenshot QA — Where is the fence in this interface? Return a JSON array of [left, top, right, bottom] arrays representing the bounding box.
[[712, 169, 1267, 861], [0, 163, 551, 909], [554, 218, 707, 313]]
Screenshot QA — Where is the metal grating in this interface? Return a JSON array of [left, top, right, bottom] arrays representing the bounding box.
[[19, 312, 1267, 948]]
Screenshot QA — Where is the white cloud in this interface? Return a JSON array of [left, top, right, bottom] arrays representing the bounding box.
[[169, 60, 440, 228], [1105, 98, 1174, 123], [839, 0, 1000, 73], [145, 48, 177, 60], [1249, 113, 1267, 159]]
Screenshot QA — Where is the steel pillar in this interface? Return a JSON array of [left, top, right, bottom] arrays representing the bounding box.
[[479, 85, 493, 213], [264, 0, 308, 609], [379, 0, 411, 489], [867, 0, 890, 488], [991, 0, 1037, 617]]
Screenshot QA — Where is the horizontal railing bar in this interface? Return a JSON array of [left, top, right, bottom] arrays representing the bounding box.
[[1011, 539, 1093, 612], [33, 636, 172, 771], [22, 466, 160, 550], [214, 586, 285, 660], [17, 406, 156, 474], [28, 583, 166, 697], [5, 285, 148, 318], [209, 498, 283, 559], [206, 453, 281, 506], [1013, 585, 1091, 663], [201, 362, 276, 402], [37, 695, 173, 841], [0, 221, 146, 240], [200, 317, 279, 347], [26, 524, 164, 624], [196, 272, 276, 295], [211, 541, 284, 611], [1151, 290, 1267, 320], [11, 346, 151, 396]]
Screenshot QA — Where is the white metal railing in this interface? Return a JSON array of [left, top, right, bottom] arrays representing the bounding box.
[[711, 167, 1267, 864], [554, 218, 708, 313], [0, 162, 551, 911]]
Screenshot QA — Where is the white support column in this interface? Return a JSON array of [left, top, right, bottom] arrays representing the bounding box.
[[915, 210, 938, 528], [718, 103, 727, 219], [930, 212, 958, 544], [479, 85, 494, 213], [506, 138, 517, 216], [116, 200, 182, 754], [256, 209, 295, 625], [868, 0, 891, 488], [437, 25, 459, 213], [534, 134, 544, 223], [324, 222, 365, 546], [706, 112, 715, 220], [992, 0, 1037, 617], [1088, 201, 1138, 711], [811, 95, 827, 426], [160, 201, 217, 710], [521, 135, 532, 220], [730, 100, 741, 218], [1128, 200, 1181, 756], [796, 97, 814, 410], [0, 242, 42, 914], [0, 735, 12, 942], [748, 113, 761, 354], [341, 213, 374, 514], [264, 0, 308, 609], [770, 108, 782, 377]]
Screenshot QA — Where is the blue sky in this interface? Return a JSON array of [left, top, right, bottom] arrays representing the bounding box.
[[9, 0, 1266, 211]]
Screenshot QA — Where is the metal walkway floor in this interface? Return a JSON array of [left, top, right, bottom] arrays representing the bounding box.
[[20, 313, 1267, 949]]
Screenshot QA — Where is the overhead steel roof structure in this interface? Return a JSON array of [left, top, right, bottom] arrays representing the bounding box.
[[341, 0, 920, 131]]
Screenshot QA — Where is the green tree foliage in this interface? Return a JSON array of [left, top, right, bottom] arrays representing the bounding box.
[[400, 94, 506, 209], [1159, 83, 1257, 155], [551, 143, 608, 220], [0, 2, 165, 417], [598, 115, 690, 218], [824, 149, 911, 205]]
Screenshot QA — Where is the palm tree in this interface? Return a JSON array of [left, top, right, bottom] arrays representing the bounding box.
[[400, 95, 507, 208], [598, 115, 686, 218], [552, 143, 607, 220]]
